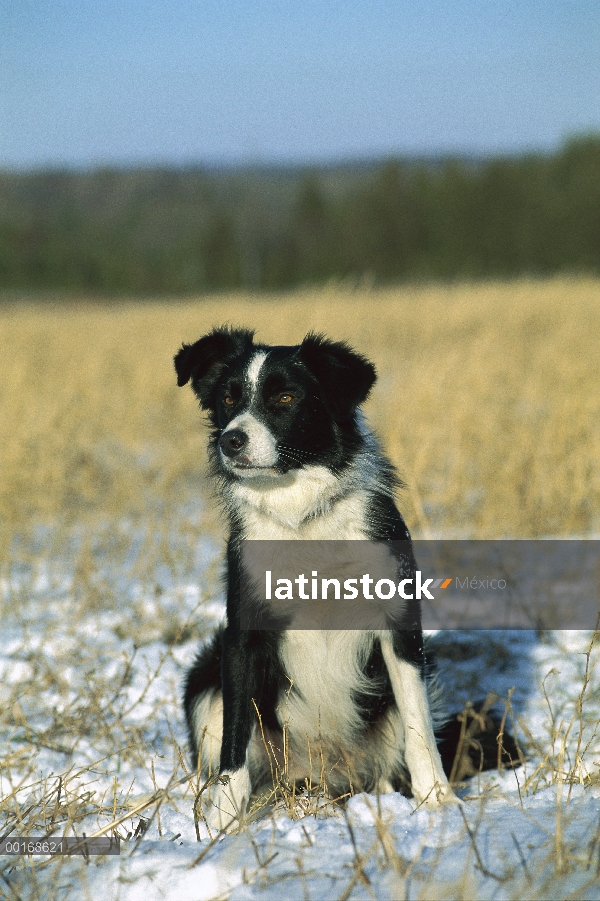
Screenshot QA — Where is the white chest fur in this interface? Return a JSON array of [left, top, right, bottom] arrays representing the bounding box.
[[229, 464, 372, 539], [229, 465, 377, 738], [278, 630, 375, 741]]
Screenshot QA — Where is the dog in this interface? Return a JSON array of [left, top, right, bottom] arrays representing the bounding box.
[[174, 327, 517, 832]]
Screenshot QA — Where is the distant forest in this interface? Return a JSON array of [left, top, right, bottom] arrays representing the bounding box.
[[1, 136, 599, 294]]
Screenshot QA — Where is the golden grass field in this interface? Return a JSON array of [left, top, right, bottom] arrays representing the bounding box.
[[1, 278, 599, 898], [1, 276, 599, 547], [0, 280, 600, 547]]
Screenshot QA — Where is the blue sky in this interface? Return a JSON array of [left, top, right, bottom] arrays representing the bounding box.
[[1, 0, 599, 168]]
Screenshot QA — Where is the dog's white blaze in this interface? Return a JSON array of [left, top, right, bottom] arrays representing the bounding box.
[[245, 351, 267, 394], [379, 637, 457, 807], [221, 411, 278, 469]]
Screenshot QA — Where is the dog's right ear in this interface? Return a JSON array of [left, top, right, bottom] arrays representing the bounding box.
[[174, 327, 254, 407]]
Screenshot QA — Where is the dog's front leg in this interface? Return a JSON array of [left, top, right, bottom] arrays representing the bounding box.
[[205, 627, 261, 833], [381, 634, 459, 808]]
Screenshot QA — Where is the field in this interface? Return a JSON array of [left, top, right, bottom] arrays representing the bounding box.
[[1, 278, 600, 899]]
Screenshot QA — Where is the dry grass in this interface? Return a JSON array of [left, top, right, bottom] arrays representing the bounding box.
[[1, 277, 600, 898], [1, 276, 599, 546]]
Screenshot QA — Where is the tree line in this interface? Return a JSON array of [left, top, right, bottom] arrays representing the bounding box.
[[1, 135, 599, 294]]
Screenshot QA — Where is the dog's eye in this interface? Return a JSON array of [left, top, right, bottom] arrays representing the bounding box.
[[224, 395, 235, 406], [279, 394, 294, 404]]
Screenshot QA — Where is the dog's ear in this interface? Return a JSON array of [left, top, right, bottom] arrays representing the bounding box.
[[174, 327, 254, 407], [299, 333, 377, 421]]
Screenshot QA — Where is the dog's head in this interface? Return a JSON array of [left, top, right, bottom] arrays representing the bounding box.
[[174, 327, 376, 479]]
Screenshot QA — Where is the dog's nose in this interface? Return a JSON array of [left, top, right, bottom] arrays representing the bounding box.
[[219, 429, 248, 458]]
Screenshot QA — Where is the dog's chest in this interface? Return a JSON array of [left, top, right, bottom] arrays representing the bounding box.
[[231, 470, 372, 539], [230, 467, 377, 738], [277, 631, 374, 740]]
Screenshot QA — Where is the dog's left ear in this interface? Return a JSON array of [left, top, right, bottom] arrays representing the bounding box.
[[299, 334, 377, 421]]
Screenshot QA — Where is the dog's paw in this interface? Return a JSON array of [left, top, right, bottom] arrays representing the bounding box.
[[415, 781, 462, 809], [203, 769, 251, 835], [205, 798, 239, 835]]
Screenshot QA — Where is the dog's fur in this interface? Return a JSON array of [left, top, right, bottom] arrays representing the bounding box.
[[174, 327, 516, 831]]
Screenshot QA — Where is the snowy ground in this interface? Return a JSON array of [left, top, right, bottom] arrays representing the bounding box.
[[1, 532, 599, 900]]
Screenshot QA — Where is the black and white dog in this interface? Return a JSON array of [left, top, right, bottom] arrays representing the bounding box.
[[174, 327, 513, 831]]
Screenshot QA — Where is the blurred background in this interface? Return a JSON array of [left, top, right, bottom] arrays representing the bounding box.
[[1, 1, 600, 293]]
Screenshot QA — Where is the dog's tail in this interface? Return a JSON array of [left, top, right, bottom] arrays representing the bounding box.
[[436, 698, 523, 783]]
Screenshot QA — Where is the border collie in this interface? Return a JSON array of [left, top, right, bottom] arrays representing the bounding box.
[[174, 327, 515, 832]]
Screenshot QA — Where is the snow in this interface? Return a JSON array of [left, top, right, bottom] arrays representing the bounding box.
[[7, 783, 600, 900], [1, 539, 599, 900]]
